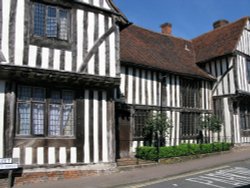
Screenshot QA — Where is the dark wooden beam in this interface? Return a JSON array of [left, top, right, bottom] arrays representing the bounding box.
[[0, 64, 120, 89]]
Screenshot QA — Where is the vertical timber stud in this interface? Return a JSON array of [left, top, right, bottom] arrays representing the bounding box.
[[76, 95, 85, 163], [233, 56, 239, 92], [8, 169, 13, 188], [112, 90, 116, 162], [229, 98, 235, 144], [130, 107, 135, 157], [107, 89, 115, 162], [9, 0, 18, 64], [115, 24, 120, 77], [4, 82, 16, 158], [232, 56, 238, 144], [71, 9, 77, 72]]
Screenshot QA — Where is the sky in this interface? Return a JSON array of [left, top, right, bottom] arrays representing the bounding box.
[[113, 0, 250, 39]]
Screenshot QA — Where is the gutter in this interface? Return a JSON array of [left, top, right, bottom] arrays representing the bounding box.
[[121, 61, 216, 82]]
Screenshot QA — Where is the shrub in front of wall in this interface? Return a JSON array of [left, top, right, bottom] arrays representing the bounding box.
[[136, 146, 157, 161], [136, 143, 231, 161]]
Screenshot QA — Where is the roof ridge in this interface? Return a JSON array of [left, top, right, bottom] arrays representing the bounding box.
[[192, 16, 249, 63], [192, 16, 249, 42], [232, 16, 249, 52], [130, 24, 192, 43]]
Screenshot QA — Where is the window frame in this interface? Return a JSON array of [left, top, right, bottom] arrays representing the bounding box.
[[180, 78, 201, 108], [134, 110, 151, 140], [213, 98, 223, 122], [180, 112, 200, 139], [48, 89, 75, 137], [16, 86, 46, 136], [30, 1, 72, 50], [247, 59, 250, 83], [16, 85, 76, 138], [240, 104, 250, 131]]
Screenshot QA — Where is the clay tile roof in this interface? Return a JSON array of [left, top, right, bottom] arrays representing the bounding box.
[[120, 24, 213, 80], [192, 17, 248, 63]]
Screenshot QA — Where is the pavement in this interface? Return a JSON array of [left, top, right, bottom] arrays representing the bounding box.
[[16, 146, 250, 188]]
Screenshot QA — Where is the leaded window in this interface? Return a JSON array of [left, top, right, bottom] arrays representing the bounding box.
[[16, 86, 74, 137], [134, 110, 150, 139], [181, 79, 201, 108], [33, 2, 69, 40], [17, 86, 45, 135], [213, 98, 223, 122], [240, 102, 250, 131], [247, 60, 250, 83], [49, 90, 74, 136], [180, 112, 200, 138]]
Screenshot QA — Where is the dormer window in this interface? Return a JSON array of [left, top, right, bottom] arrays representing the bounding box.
[[33, 3, 69, 41]]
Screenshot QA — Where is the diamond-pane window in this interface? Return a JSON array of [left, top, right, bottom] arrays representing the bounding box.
[[18, 103, 31, 135], [17, 86, 45, 136], [47, 7, 57, 38], [247, 60, 250, 82], [49, 90, 74, 136], [59, 10, 68, 40], [33, 3, 69, 40], [16, 86, 74, 137], [34, 3, 45, 36]]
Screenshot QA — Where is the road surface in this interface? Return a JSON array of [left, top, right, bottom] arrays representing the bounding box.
[[131, 159, 250, 188]]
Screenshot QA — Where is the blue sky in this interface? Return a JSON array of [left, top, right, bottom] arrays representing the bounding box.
[[113, 0, 250, 39]]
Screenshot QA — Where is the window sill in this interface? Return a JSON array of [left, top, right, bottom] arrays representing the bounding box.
[[133, 137, 144, 141], [180, 135, 198, 140], [30, 35, 72, 51], [15, 135, 76, 139]]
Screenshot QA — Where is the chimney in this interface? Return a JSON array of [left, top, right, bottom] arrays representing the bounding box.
[[161, 22, 172, 35], [213, 19, 229, 29]]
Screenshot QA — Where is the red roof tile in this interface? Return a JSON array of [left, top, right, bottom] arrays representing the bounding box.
[[192, 17, 248, 63], [120, 25, 213, 80]]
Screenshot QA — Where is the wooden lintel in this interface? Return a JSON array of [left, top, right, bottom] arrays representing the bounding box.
[[0, 64, 120, 89]]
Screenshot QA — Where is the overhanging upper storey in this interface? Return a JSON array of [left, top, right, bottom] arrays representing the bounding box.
[[0, 0, 128, 80]]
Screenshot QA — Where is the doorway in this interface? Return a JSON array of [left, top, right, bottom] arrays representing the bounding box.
[[116, 110, 131, 159]]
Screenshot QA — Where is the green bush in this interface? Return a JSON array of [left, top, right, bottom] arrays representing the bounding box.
[[136, 146, 157, 160], [136, 143, 231, 161]]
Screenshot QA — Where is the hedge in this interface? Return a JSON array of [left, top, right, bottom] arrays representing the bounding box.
[[136, 142, 231, 161]]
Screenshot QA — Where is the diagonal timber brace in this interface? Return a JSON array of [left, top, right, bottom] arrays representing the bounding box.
[[78, 25, 116, 73]]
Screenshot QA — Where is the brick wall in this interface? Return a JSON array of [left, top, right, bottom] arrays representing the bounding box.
[[0, 171, 12, 188], [0, 163, 116, 187], [0, 178, 8, 188], [14, 170, 98, 186]]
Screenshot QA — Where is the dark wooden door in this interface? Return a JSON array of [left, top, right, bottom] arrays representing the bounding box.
[[116, 110, 130, 159]]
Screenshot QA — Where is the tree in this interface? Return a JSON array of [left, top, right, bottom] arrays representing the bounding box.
[[199, 114, 222, 142], [143, 113, 172, 147]]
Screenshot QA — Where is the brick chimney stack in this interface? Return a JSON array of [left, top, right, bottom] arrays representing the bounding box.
[[213, 19, 229, 29], [161, 22, 172, 35]]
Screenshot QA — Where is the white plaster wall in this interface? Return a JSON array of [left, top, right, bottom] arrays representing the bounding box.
[[0, 81, 5, 158]]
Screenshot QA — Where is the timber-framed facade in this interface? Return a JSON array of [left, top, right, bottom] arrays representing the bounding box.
[[0, 0, 250, 173], [117, 17, 250, 157], [0, 0, 127, 168]]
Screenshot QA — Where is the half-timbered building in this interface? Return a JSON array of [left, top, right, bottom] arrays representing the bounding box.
[[117, 24, 215, 158], [0, 0, 250, 173], [117, 17, 250, 157], [193, 17, 250, 144], [0, 0, 127, 168]]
